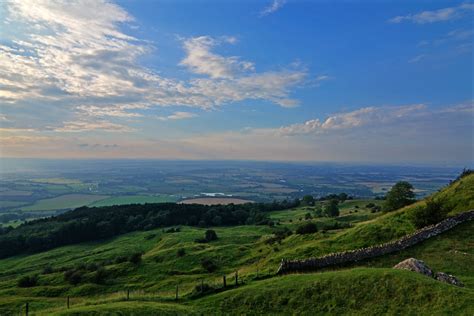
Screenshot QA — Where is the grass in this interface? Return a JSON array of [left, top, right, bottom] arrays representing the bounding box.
[[0, 174, 472, 314], [88, 195, 178, 207], [19, 194, 109, 211], [195, 268, 474, 315]]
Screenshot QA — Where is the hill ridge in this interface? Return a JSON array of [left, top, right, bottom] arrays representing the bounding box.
[[278, 210, 474, 274]]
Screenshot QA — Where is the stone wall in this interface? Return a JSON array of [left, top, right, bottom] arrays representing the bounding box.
[[277, 210, 474, 274]]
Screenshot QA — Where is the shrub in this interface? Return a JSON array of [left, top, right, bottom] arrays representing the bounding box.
[[409, 199, 449, 229], [93, 267, 108, 284], [18, 275, 38, 287], [194, 282, 215, 294], [205, 229, 218, 241], [304, 212, 312, 220], [115, 256, 128, 264], [86, 262, 99, 272], [64, 269, 83, 285], [201, 258, 217, 273], [42, 265, 53, 275], [177, 248, 186, 257], [144, 233, 156, 240], [366, 203, 375, 208], [129, 252, 143, 264], [296, 222, 318, 234], [195, 229, 218, 243]]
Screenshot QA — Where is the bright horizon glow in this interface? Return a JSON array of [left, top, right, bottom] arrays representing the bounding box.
[[0, 0, 472, 164]]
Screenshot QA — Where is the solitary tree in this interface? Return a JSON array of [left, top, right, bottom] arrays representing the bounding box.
[[301, 195, 315, 206], [205, 229, 218, 242], [383, 181, 415, 211], [324, 199, 340, 217]]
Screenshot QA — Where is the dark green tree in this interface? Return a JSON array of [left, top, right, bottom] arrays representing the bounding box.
[[324, 199, 340, 217], [383, 181, 416, 211], [205, 229, 218, 242], [301, 195, 315, 206]]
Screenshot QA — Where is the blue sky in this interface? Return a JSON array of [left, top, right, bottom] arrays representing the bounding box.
[[0, 0, 472, 164]]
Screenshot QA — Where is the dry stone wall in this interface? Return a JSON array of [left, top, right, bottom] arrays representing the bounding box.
[[277, 210, 474, 274]]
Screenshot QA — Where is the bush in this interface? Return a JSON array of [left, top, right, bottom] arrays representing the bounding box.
[[194, 282, 215, 295], [409, 199, 449, 229], [201, 258, 217, 273], [129, 252, 143, 264], [195, 229, 218, 243], [177, 248, 186, 257], [42, 265, 53, 275], [205, 229, 218, 241], [18, 275, 38, 287], [64, 269, 83, 285], [93, 267, 108, 284], [296, 222, 318, 234], [366, 203, 375, 208], [115, 256, 128, 264]]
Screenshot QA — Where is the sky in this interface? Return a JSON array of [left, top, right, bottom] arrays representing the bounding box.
[[0, 0, 473, 164]]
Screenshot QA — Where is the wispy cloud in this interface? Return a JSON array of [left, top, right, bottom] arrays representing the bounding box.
[[1, 1, 307, 133], [389, 3, 474, 24], [260, 0, 286, 17], [180, 36, 254, 79], [408, 54, 426, 63], [157, 112, 197, 121], [53, 120, 133, 132]]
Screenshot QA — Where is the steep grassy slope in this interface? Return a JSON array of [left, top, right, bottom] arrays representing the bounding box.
[[260, 174, 474, 270], [195, 269, 474, 316]]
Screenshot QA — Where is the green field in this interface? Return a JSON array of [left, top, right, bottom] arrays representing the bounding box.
[[88, 195, 178, 207], [20, 194, 110, 211], [0, 175, 472, 314], [30, 178, 83, 185]]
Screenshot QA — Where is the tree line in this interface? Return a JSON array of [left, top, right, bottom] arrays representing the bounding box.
[[0, 199, 299, 259]]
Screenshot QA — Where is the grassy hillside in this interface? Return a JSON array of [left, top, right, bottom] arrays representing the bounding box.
[[0, 175, 472, 314], [195, 269, 474, 315]]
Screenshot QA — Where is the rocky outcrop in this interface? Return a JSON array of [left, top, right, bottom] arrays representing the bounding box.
[[277, 210, 474, 274], [393, 258, 433, 277], [435, 272, 464, 287]]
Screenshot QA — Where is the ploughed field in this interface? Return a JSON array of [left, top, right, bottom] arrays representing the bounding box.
[[180, 198, 254, 205]]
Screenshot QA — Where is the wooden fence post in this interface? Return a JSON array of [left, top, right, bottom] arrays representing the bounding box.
[[25, 302, 29, 316], [175, 284, 179, 300], [235, 271, 238, 286], [201, 279, 204, 293], [127, 289, 130, 300], [67, 296, 70, 309], [223, 275, 226, 288]]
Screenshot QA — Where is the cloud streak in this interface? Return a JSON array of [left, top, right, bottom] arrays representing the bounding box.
[[260, 0, 286, 16], [389, 3, 474, 24]]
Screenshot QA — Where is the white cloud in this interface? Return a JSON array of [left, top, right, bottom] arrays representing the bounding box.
[[389, 3, 474, 24], [180, 36, 254, 79], [157, 111, 197, 121], [53, 120, 133, 132], [76, 104, 145, 118], [1, 1, 307, 131], [408, 54, 426, 63], [278, 104, 427, 135], [261, 0, 286, 17]]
